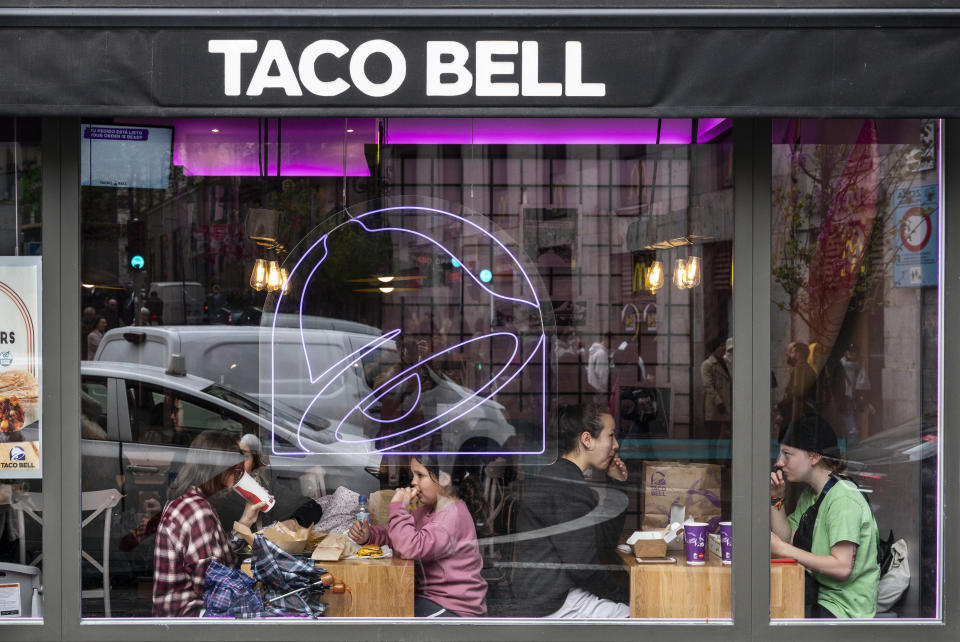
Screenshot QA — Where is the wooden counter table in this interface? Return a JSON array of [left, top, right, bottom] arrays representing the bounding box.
[[316, 556, 415, 618], [616, 551, 804, 619]]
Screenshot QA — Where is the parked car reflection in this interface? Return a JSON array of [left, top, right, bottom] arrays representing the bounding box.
[[69, 360, 382, 615]]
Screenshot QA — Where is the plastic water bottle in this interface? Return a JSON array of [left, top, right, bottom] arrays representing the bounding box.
[[356, 494, 370, 524], [31, 586, 43, 618]]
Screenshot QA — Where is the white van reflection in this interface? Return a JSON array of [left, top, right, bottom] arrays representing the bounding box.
[[93, 322, 516, 463]]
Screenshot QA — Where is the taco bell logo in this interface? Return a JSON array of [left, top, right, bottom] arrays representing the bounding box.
[[9, 446, 25, 461], [650, 471, 667, 496], [0, 351, 12, 367]]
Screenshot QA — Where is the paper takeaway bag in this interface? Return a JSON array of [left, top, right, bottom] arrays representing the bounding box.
[[311, 532, 354, 561], [368, 489, 395, 526], [641, 461, 722, 531]]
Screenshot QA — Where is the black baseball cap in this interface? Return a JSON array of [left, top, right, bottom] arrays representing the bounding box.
[[779, 414, 841, 458]]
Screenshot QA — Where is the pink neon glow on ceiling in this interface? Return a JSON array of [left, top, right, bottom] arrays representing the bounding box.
[[384, 118, 727, 145], [166, 118, 375, 177], [117, 118, 730, 177]]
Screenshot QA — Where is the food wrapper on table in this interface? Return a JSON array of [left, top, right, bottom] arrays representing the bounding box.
[[311, 532, 357, 561], [626, 529, 669, 558], [234, 519, 313, 555]]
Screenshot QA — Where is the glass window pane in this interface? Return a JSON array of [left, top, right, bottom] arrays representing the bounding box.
[[79, 117, 737, 621], [770, 119, 939, 620], [0, 117, 43, 621]]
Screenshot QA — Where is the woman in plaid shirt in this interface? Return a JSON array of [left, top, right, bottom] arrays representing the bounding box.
[[152, 430, 264, 617]]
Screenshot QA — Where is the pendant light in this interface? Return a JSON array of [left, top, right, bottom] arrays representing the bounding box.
[[673, 257, 688, 289], [249, 258, 268, 291], [645, 260, 664, 293], [684, 255, 702, 288]]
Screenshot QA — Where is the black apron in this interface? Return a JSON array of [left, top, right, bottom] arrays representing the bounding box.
[[791, 475, 839, 618]]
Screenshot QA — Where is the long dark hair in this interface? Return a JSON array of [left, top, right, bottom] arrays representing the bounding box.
[[168, 430, 244, 501], [558, 403, 606, 456], [411, 453, 490, 532]]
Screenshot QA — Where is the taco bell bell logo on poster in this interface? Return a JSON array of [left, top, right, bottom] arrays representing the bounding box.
[[9, 446, 25, 462], [0, 351, 11, 367], [207, 39, 605, 98]]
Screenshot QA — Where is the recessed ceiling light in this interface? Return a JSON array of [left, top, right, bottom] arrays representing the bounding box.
[[211, 128, 220, 133], [346, 128, 355, 133]]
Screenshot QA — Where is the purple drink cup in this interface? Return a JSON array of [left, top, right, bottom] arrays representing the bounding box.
[[719, 521, 732, 565], [684, 522, 708, 565]]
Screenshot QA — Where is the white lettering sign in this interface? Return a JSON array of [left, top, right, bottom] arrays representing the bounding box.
[[349, 39, 407, 97], [298, 40, 351, 97], [425, 41, 473, 96], [208, 38, 605, 99]]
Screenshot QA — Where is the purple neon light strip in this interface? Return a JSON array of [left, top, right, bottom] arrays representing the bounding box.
[[268, 204, 547, 458], [287, 205, 537, 383], [367, 334, 546, 455], [385, 118, 709, 145], [351, 205, 541, 308], [333, 331, 520, 445], [280, 334, 548, 458], [269, 232, 332, 455], [168, 117, 372, 177], [361, 371, 421, 424], [350, 218, 537, 310], [297, 236, 331, 384], [376, 334, 548, 456], [132, 117, 731, 179], [293, 330, 402, 453], [268, 230, 389, 453], [696, 118, 733, 144]]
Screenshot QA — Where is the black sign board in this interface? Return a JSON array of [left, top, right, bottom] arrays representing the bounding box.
[[1, 26, 960, 115]]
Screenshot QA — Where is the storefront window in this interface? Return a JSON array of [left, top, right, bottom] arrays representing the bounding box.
[[0, 117, 44, 620], [770, 119, 939, 620], [78, 117, 736, 620]]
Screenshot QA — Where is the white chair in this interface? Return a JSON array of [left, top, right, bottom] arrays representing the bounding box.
[[10, 490, 43, 567], [483, 457, 509, 528], [80, 489, 123, 618], [480, 458, 508, 562], [11, 488, 122, 617]]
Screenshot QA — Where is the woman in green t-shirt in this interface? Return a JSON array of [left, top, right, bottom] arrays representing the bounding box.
[[770, 414, 880, 618]]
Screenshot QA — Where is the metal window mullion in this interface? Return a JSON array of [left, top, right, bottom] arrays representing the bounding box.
[[57, 117, 83, 641], [731, 118, 764, 641], [939, 119, 960, 640], [747, 119, 774, 640]]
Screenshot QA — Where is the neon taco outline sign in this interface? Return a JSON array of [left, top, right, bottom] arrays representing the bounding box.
[[265, 204, 548, 458]]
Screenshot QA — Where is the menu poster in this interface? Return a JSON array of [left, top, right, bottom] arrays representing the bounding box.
[[0, 257, 41, 478]]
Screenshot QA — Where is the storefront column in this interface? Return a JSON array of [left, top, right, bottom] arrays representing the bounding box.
[[730, 118, 770, 635], [56, 117, 82, 641], [939, 119, 960, 636]]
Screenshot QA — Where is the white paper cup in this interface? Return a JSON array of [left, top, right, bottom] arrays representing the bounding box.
[[233, 471, 275, 512], [684, 522, 709, 565]]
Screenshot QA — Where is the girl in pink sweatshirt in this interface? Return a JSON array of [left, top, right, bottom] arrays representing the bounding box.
[[348, 455, 488, 617]]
